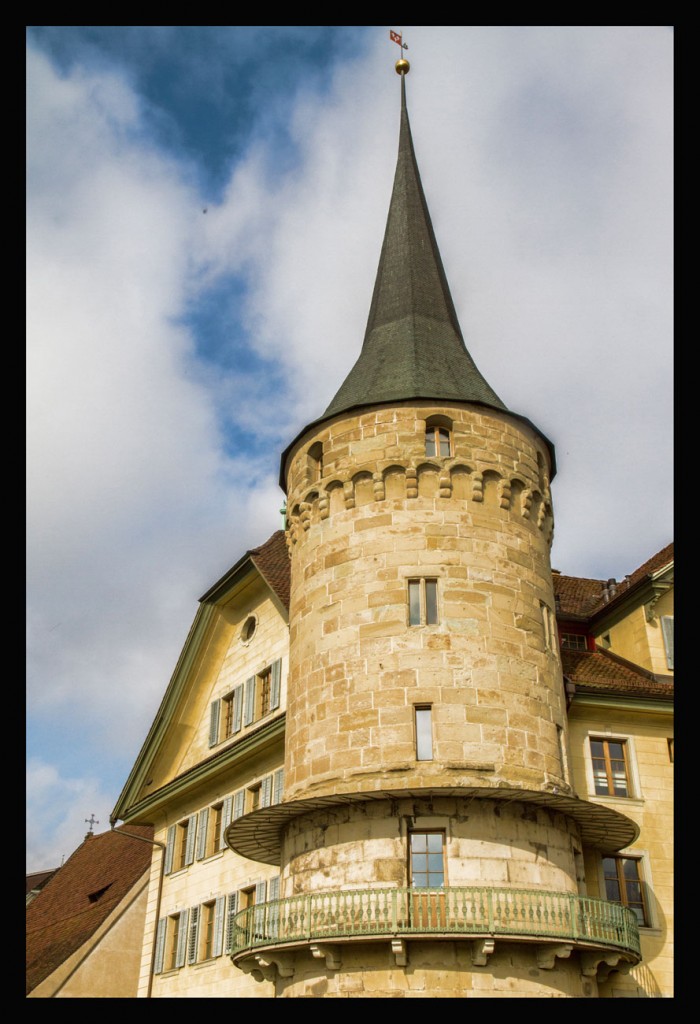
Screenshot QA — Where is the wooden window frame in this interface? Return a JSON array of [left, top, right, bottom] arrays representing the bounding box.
[[590, 737, 631, 798], [602, 855, 650, 927], [425, 425, 451, 458]]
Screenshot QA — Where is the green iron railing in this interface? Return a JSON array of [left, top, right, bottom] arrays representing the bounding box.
[[229, 885, 640, 959]]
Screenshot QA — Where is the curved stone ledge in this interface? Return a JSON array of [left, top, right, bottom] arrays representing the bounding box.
[[224, 786, 639, 866]]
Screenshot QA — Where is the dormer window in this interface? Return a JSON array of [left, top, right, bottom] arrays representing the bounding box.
[[425, 425, 451, 458]]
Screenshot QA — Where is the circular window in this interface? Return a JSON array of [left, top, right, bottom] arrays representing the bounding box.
[[240, 616, 257, 644]]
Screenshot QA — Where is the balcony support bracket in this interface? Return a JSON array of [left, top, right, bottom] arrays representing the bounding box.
[[537, 943, 573, 970], [581, 951, 625, 978], [391, 939, 408, 966], [311, 943, 341, 970], [257, 952, 295, 978], [471, 938, 495, 966]]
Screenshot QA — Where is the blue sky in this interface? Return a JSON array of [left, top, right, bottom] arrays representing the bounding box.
[[26, 26, 673, 871]]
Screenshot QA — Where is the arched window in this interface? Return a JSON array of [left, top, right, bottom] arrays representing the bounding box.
[[425, 425, 451, 457]]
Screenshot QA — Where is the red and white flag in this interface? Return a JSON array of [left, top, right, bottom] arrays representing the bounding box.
[[390, 30, 408, 49]]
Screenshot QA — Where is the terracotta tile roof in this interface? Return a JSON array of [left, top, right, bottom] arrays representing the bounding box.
[[553, 542, 673, 621], [553, 574, 605, 618], [250, 530, 290, 612], [26, 867, 60, 896], [26, 824, 153, 995], [561, 647, 674, 700]]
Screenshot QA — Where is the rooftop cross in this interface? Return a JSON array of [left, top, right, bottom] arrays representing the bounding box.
[[84, 813, 99, 834]]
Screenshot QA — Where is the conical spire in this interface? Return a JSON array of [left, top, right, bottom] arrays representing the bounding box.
[[322, 68, 507, 419]]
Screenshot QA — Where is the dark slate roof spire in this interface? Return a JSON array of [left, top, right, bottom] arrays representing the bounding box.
[[322, 59, 507, 419]]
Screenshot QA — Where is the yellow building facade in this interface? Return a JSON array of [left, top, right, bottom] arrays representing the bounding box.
[[111, 62, 673, 998]]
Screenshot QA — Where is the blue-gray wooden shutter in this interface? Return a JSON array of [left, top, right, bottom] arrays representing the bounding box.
[[260, 774, 272, 808], [243, 676, 256, 726], [220, 795, 233, 851], [187, 905, 200, 964], [273, 768, 284, 805], [225, 892, 239, 954], [153, 917, 167, 974], [209, 700, 220, 747], [233, 789, 245, 821], [175, 908, 189, 968], [254, 880, 267, 937], [184, 814, 197, 866], [268, 876, 281, 939], [196, 808, 209, 861], [270, 658, 282, 710], [233, 684, 244, 733], [164, 825, 176, 875], [212, 895, 226, 958], [661, 615, 674, 670]]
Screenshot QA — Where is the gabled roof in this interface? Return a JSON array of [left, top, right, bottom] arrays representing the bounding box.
[[199, 530, 289, 611], [553, 542, 674, 620], [26, 824, 153, 995], [112, 532, 289, 824], [561, 647, 674, 701], [249, 531, 290, 611]]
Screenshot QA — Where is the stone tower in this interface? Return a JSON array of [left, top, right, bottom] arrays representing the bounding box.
[[227, 60, 640, 998]]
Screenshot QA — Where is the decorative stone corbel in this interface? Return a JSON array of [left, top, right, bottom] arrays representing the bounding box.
[[343, 481, 355, 509], [471, 938, 495, 966], [256, 952, 295, 978], [439, 475, 451, 498], [310, 943, 341, 970], [598, 958, 632, 983], [405, 467, 418, 499], [235, 956, 268, 982], [536, 943, 573, 970], [318, 493, 329, 520], [521, 489, 533, 519], [391, 939, 408, 966], [373, 471, 385, 502], [499, 481, 511, 509], [580, 951, 624, 977], [471, 473, 484, 503]]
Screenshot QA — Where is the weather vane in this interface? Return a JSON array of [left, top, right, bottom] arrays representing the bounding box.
[[390, 29, 409, 51]]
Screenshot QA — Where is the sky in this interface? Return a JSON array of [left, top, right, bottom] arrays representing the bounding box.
[[26, 26, 673, 872]]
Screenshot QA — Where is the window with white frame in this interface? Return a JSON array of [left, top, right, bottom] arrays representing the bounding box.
[[560, 632, 588, 651], [414, 705, 433, 761]]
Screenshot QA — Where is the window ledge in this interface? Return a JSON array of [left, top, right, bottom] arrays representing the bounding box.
[[589, 795, 644, 808]]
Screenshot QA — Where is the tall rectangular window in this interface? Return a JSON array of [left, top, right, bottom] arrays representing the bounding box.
[[602, 856, 649, 926], [408, 579, 439, 626], [661, 615, 674, 670], [590, 738, 630, 797], [415, 706, 433, 761], [410, 832, 445, 888]]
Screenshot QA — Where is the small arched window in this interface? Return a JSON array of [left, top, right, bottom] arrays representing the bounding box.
[[425, 425, 451, 458]]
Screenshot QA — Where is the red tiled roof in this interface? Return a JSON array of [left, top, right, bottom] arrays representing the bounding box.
[[26, 824, 153, 995], [561, 647, 674, 700], [553, 542, 673, 621], [553, 574, 605, 618], [250, 530, 290, 611]]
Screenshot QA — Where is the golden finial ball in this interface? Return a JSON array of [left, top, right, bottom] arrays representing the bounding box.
[[395, 58, 410, 75]]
